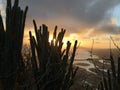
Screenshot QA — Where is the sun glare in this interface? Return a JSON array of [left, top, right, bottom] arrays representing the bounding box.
[[23, 30, 113, 49], [49, 35, 53, 43], [48, 34, 79, 48]]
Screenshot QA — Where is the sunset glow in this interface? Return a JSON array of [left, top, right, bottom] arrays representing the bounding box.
[[0, 0, 120, 49]]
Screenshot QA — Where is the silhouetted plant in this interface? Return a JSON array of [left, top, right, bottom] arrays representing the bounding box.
[[0, 0, 28, 90], [97, 38, 120, 90], [29, 20, 78, 90]]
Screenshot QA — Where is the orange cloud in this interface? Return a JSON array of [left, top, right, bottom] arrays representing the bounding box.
[[111, 18, 117, 25]]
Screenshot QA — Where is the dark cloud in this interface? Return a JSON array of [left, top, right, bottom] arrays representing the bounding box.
[[18, 0, 120, 26], [90, 24, 120, 36], [1, 0, 120, 35]]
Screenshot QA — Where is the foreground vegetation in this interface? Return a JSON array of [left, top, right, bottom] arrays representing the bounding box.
[[0, 0, 78, 90], [0, 0, 119, 90]]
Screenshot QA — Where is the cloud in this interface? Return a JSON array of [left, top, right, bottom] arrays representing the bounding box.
[[0, 0, 6, 18], [96, 25, 120, 34], [20, 0, 119, 21], [19, 0, 120, 35], [1, 0, 120, 37]]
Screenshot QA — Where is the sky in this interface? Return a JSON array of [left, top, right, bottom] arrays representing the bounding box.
[[0, 0, 120, 49]]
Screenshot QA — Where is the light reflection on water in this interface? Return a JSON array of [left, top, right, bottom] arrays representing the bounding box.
[[75, 49, 98, 59], [74, 49, 99, 73]]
